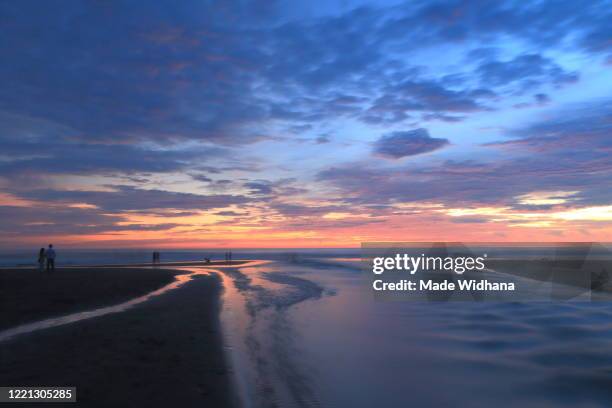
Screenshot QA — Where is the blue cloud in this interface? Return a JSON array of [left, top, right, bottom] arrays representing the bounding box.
[[18, 185, 250, 212], [373, 129, 449, 159], [476, 53, 578, 89], [0, 0, 611, 240], [319, 101, 612, 209], [1, 0, 606, 155]]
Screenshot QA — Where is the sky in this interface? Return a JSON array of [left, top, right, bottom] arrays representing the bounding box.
[[1, 0, 611, 248]]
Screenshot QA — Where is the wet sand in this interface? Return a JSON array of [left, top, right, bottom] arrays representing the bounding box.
[[0, 267, 181, 330], [0, 261, 244, 330], [0, 263, 243, 407]]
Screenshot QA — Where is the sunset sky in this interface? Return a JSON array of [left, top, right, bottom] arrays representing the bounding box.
[[1, 0, 611, 248]]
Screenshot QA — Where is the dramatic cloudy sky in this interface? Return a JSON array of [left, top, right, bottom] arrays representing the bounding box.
[[1, 0, 611, 248]]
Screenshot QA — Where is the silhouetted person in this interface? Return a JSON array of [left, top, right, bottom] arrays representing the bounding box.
[[46, 244, 56, 272], [38, 248, 46, 272]]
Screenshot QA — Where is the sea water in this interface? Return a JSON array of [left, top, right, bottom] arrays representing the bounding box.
[[217, 255, 612, 408]]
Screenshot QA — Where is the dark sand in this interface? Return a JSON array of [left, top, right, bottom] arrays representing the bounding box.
[[0, 267, 179, 330], [0, 264, 241, 407], [0, 261, 246, 331]]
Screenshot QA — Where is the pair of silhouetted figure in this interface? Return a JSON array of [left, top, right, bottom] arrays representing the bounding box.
[[224, 251, 232, 262], [38, 244, 56, 272], [152, 251, 161, 264]]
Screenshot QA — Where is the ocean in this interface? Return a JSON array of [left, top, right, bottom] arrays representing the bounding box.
[[0, 248, 359, 267], [216, 254, 612, 408]]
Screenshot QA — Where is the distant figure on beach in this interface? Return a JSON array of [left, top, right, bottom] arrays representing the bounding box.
[[152, 251, 161, 264], [37, 248, 46, 272], [46, 244, 56, 272]]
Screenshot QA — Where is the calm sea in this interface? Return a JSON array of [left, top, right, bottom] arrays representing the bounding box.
[[218, 255, 612, 408], [0, 248, 359, 267]]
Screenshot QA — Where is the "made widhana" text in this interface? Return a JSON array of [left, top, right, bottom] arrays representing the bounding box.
[[373, 279, 515, 291]]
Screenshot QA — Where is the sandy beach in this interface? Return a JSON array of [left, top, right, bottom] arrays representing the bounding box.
[[0, 263, 244, 407], [0, 267, 180, 331]]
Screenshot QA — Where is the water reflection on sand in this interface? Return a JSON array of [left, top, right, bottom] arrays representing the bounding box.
[[0, 262, 263, 343]]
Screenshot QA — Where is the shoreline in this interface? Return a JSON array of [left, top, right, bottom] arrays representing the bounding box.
[[0, 259, 248, 270], [0, 262, 247, 407], [0, 267, 178, 331], [0, 261, 249, 331]]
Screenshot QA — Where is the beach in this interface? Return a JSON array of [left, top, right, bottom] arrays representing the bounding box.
[[0, 263, 242, 407], [0, 267, 181, 330], [3, 255, 612, 407]]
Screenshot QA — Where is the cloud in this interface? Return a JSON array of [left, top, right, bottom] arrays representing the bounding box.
[[244, 181, 274, 195], [270, 202, 344, 217], [449, 216, 490, 224], [513, 93, 551, 109], [17, 185, 250, 212], [214, 210, 248, 217], [373, 129, 449, 159], [190, 173, 213, 183], [0, 205, 181, 236], [361, 81, 494, 125], [0, 110, 231, 179], [534, 93, 551, 104], [476, 53, 578, 90], [242, 178, 308, 198], [486, 100, 612, 153], [380, 1, 611, 56], [1, 0, 603, 157], [318, 101, 612, 213], [0, 139, 208, 176], [1, 0, 611, 243]]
